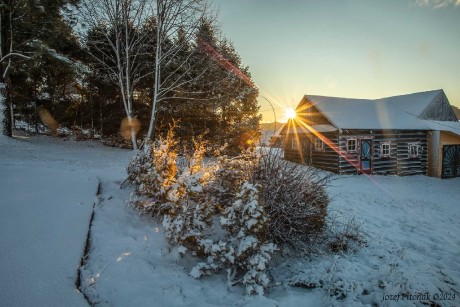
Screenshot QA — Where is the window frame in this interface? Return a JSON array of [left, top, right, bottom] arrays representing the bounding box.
[[380, 141, 391, 158], [314, 137, 324, 151], [346, 138, 357, 152], [408, 142, 421, 159]]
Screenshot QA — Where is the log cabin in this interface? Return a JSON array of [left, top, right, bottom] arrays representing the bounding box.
[[282, 89, 460, 178]]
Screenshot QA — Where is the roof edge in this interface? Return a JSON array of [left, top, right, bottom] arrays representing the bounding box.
[[300, 95, 340, 129], [304, 89, 444, 102]]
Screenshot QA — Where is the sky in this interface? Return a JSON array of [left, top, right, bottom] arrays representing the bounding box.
[[212, 0, 460, 122]]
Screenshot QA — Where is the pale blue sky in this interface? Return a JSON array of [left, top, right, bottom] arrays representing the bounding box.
[[213, 0, 460, 122]]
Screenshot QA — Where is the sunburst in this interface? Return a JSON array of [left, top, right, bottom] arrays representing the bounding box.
[[285, 107, 296, 120]]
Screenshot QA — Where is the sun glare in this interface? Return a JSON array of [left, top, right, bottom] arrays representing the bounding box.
[[286, 107, 296, 120]]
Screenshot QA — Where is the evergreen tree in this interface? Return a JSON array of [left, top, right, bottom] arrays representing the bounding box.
[[154, 18, 261, 153], [1, 0, 81, 136]]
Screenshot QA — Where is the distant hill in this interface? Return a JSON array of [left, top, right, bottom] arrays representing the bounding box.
[[260, 122, 285, 133], [259, 122, 286, 146], [452, 105, 460, 120]]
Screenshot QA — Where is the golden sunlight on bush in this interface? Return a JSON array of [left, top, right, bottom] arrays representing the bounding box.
[[38, 106, 59, 134], [120, 117, 141, 140]]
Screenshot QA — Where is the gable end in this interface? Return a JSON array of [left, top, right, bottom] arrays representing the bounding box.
[[420, 91, 457, 121], [297, 96, 335, 126]]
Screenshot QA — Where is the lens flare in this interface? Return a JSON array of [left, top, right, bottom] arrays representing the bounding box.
[[286, 107, 296, 120], [38, 106, 59, 134], [120, 117, 141, 140]]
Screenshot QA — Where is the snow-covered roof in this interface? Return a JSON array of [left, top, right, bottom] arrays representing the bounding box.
[[284, 124, 337, 134], [303, 89, 459, 132], [426, 120, 460, 135]]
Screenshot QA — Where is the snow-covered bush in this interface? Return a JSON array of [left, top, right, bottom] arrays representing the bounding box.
[[161, 137, 216, 251], [128, 135, 278, 294], [253, 149, 330, 251], [220, 182, 277, 295], [210, 148, 330, 252], [128, 131, 218, 251], [128, 134, 331, 294], [192, 182, 277, 295], [211, 148, 258, 207], [127, 128, 178, 214]]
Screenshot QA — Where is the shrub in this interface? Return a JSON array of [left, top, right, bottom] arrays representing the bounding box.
[[211, 148, 259, 208], [325, 214, 367, 253], [127, 128, 178, 214], [127, 133, 331, 294], [253, 149, 330, 251], [191, 182, 277, 295], [161, 136, 216, 251]]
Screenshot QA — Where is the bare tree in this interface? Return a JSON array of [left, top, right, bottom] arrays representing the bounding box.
[[146, 0, 210, 141], [80, 0, 150, 149], [0, 0, 30, 137]]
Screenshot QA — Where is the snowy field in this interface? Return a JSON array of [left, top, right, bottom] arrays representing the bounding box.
[[1, 134, 459, 306]]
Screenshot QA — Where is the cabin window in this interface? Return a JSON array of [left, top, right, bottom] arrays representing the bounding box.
[[380, 142, 391, 158], [314, 137, 324, 151], [346, 138, 357, 152], [408, 143, 421, 158], [291, 138, 298, 150]]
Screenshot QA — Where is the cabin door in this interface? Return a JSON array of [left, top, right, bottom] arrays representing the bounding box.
[[360, 139, 372, 174], [441, 145, 460, 178], [302, 139, 311, 165]]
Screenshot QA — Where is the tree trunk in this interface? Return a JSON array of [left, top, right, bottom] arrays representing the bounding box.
[[130, 126, 138, 150], [9, 85, 14, 130], [0, 81, 12, 137], [99, 98, 103, 137], [90, 92, 94, 131], [127, 114, 138, 150], [146, 16, 162, 142], [147, 83, 159, 141], [33, 87, 38, 134], [146, 0, 164, 142]]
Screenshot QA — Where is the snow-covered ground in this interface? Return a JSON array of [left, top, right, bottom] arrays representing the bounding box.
[[0, 134, 131, 306], [1, 134, 459, 306], [274, 175, 460, 306]]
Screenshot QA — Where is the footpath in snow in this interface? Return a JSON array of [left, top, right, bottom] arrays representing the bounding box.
[[0, 135, 131, 306]]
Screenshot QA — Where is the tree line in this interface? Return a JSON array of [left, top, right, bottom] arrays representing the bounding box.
[[0, 0, 260, 152]]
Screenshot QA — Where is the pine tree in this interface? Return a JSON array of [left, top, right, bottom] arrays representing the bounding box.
[[154, 18, 261, 154], [1, 0, 81, 136]]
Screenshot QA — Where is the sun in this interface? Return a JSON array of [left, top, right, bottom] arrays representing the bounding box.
[[285, 107, 297, 120]]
